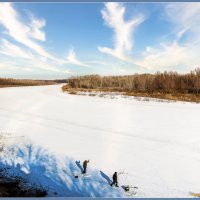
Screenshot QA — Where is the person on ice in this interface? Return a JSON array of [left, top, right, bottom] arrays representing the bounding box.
[[111, 172, 119, 187], [82, 160, 89, 174]]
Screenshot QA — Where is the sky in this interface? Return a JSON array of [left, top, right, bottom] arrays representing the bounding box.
[[0, 2, 200, 79]]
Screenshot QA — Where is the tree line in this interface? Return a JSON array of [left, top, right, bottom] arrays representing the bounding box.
[[0, 78, 57, 87], [67, 68, 200, 96]]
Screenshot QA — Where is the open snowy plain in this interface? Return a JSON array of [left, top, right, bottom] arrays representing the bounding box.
[[0, 84, 200, 197]]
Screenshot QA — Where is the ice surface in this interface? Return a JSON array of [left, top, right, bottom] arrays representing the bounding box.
[[0, 85, 200, 197]]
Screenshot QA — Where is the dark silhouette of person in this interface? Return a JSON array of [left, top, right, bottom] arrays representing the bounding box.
[[82, 160, 89, 174], [111, 172, 119, 187]]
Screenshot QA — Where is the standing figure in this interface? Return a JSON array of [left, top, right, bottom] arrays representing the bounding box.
[[111, 172, 119, 187], [82, 160, 89, 174]]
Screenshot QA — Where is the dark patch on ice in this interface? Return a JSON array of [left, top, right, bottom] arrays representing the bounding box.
[[0, 163, 47, 197]]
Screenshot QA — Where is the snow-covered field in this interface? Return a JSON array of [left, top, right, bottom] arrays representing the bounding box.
[[0, 84, 200, 197]]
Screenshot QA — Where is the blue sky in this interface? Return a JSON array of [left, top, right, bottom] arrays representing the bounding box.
[[0, 2, 199, 79]]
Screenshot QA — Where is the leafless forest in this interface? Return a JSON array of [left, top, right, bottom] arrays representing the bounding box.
[[64, 68, 200, 102], [0, 78, 66, 88]]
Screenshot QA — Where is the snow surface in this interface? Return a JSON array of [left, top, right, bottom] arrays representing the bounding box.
[[0, 84, 200, 197]]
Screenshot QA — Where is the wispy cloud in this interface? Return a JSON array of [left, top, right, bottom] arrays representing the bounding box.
[[0, 3, 80, 76], [137, 43, 191, 70], [98, 3, 144, 62], [30, 59, 71, 73], [166, 3, 200, 40], [1, 3, 199, 77], [138, 3, 200, 71], [0, 3, 56, 60], [29, 15, 46, 42], [98, 2, 200, 72], [0, 60, 34, 73], [0, 39, 33, 59], [66, 48, 89, 67]]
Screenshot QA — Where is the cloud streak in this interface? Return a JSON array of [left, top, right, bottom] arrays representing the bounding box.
[[66, 49, 89, 67], [98, 3, 144, 62], [138, 43, 190, 70], [0, 3, 87, 75], [0, 3, 55, 60], [0, 39, 33, 59], [98, 2, 200, 72], [138, 3, 200, 70]]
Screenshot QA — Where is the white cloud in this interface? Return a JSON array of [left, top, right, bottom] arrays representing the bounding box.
[[0, 3, 74, 76], [166, 3, 200, 39], [0, 39, 70, 73], [63, 69, 72, 74], [98, 3, 144, 62], [32, 60, 69, 73], [66, 49, 89, 67], [98, 3, 200, 71], [0, 3, 88, 75], [0, 39, 33, 59], [30, 16, 46, 41], [140, 42, 200, 71], [0, 59, 73, 78], [0, 3, 56, 60], [0, 62, 17, 71], [0, 61, 33, 73], [138, 3, 200, 71], [138, 43, 190, 70]]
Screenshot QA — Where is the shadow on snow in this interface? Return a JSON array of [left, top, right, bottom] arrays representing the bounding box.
[[0, 139, 123, 197]]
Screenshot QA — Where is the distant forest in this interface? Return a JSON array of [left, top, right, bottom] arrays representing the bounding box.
[[0, 78, 67, 88], [64, 68, 200, 102]]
